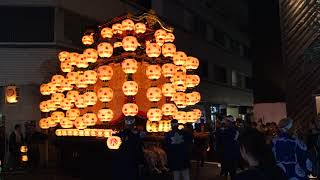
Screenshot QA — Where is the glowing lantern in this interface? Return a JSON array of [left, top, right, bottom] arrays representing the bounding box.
[[122, 36, 139, 51], [61, 60, 73, 72], [60, 79, 73, 91], [72, 129, 79, 136], [122, 59, 138, 74], [76, 54, 89, 68], [83, 91, 98, 106], [20, 146, 28, 153], [161, 103, 178, 116], [186, 75, 200, 88], [40, 84, 50, 95], [83, 112, 97, 126], [146, 121, 158, 132], [75, 73, 88, 88], [59, 51, 69, 62], [101, 27, 113, 38], [146, 65, 161, 80], [66, 108, 80, 120], [67, 90, 79, 102], [186, 92, 200, 105], [147, 108, 162, 121], [174, 111, 187, 123], [122, 103, 138, 116], [51, 93, 64, 104], [47, 100, 57, 111], [51, 111, 64, 123], [122, 19, 135, 31], [22, 155, 28, 162], [82, 34, 94, 45], [74, 116, 87, 129], [98, 108, 114, 122], [175, 84, 187, 92], [107, 136, 122, 150], [162, 83, 175, 97], [173, 51, 187, 66], [159, 120, 171, 132], [60, 98, 73, 110], [39, 101, 49, 112], [97, 87, 113, 102], [112, 23, 122, 34], [83, 48, 98, 63], [146, 87, 162, 102], [39, 118, 49, 129], [193, 109, 202, 119], [104, 129, 112, 138], [165, 33, 175, 42], [193, 91, 201, 103], [67, 72, 78, 84], [122, 81, 138, 96], [173, 71, 187, 86], [114, 42, 122, 48], [97, 42, 113, 58], [47, 82, 57, 94], [185, 56, 199, 70], [96, 129, 104, 137], [51, 75, 64, 86], [61, 129, 67, 136], [162, 63, 176, 78], [135, 23, 146, 34], [83, 70, 98, 85], [162, 43, 176, 57], [186, 111, 197, 122], [68, 52, 79, 65], [75, 95, 87, 109], [60, 117, 73, 128], [47, 117, 56, 127], [55, 129, 62, 136], [146, 43, 161, 57], [79, 130, 84, 136], [173, 92, 186, 108], [154, 29, 167, 46], [97, 65, 113, 81]]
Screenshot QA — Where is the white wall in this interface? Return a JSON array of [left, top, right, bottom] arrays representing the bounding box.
[[253, 102, 287, 124]]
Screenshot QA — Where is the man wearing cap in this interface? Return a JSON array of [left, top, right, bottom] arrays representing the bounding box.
[[272, 118, 313, 180]]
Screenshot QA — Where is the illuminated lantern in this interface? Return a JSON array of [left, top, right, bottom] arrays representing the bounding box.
[[122, 59, 138, 74], [74, 95, 87, 109], [97, 65, 113, 81], [122, 81, 138, 96], [185, 56, 199, 70], [60, 117, 73, 128], [107, 136, 122, 150], [55, 129, 62, 136], [84, 129, 91, 136], [66, 129, 73, 136], [147, 108, 162, 121], [165, 33, 175, 42], [193, 91, 201, 104], [122, 103, 138, 116], [59, 51, 69, 62], [162, 103, 178, 116], [66, 108, 80, 120], [72, 129, 79, 136], [173, 92, 186, 108], [175, 83, 187, 92], [84, 70, 98, 85], [60, 79, 73, 91], [96, 129, 104, 137], [40, 84, 50, 95], [51, 75, 64, 86], [146, 120, 157, 132], [162, 83, 175, 97], [175, 66, 187, 73], [22, 155, 28, 162], [154, 29, 167, 46], [60, 98, 73, 110], [173, 71, 187, 86], [114, 42, 122, 48], [186, 111, 197, 122], [122, 36, 139, 51], [97, 87, 113, 102], [78, 130, 84, 136], [61, 60, 73, 72], [76, 54, 89, 68], [162, 63, 176, 78], [146, 43, 161, 57], [39, 118, 49, 129], [159, 120, 171, 132], [51, 93, 64, 104], [104, 129, 113, 138], [51, 111, 64, 123], [82, 34, 94, 45], [122, 19, 135, 31], [47, 82, 57, 94], [90, 129, 97, 137], [83, 48, 98, 63], [83, 91, 98, 106], [47, 117, 56, 127], [83, 112, 97, 126], [186, 75, 200, 88], [39, 101, 49, 112], [47, 100, 57, 111], [112, 23, 122, 34], [135, 23, 146, 34], [162, 43, 176, 57], [174, 111, 187, 123], [193, 109, 202, 119], [67, 90, 79, 102], [67, 72, 78, 84], [146, 87, 162, 102], [61, 129, 67, 136], [97, 42, 113, 58], [186, 92, 200, 105], [74, 116, 87, 129], [75, 73, 88, 88], [98, 108, 114, 122], [68, 52, 79, 65], [173, 51, 187, 66], [101, 27, 113, 38], [146, 65, 161, 80]]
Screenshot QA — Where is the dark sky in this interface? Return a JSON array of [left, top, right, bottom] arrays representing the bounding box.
[[249, 0, 286, 103]]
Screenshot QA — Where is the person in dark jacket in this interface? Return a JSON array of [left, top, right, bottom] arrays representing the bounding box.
[[8, 124, 24, 170]]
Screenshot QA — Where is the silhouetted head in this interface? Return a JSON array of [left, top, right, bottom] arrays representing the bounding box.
[[171, 119, 179, 131]]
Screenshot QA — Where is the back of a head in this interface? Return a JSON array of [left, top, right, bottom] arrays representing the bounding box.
[[14, 124, 21, 130], [278, 118, 293, 133], [171, 119, 178, 130]]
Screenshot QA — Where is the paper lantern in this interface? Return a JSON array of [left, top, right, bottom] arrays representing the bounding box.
[[40, 84, 50, 95], [165, 33, 175, 42], [114, 42, 122, 48], [60, 60, 73, 72], [186, 92, 200, 105], [122, 36, 139, 51], [98, 108, 114, 122], [193, 91, 201, 103], [154, 29, 167, 46], [72, 129, 79, 136], [68, 52, 79, 65], [97, 65, 113, 81], [104, 129, 113, 138], [82, 34, 94, 45], [174, 111, 187, 123], [67, 90, 79, 102], [186, 75, 200, 88], [158, 120, 171, 132], [83, 91, 98, 106], [162, 63, 176, 78], [75, 95, 87, 108], [122, 81, 138, 96], [66, 108, 80, 120], [112, 23, 122, 34], [51, 111, 64, 123], [175, 83, 187, 92], [193, 109, 202, 119], [74, 116, 87, 129], [75, 73, 88, 88], [47, 117, 56, 127], [83, 48, 98, 63], [146, 87, 162, 102], [162, 83, 175, 97], [97, 87, 113, 102], [51, 93, 64, 104], [101, 27, 113, 38], [58, 51, 69, 62], [47, 100, 57, 111], [96, 129, 104, 137], [76, 54, 89, 68], [135, 23, 146, 34], [83, 112, 98, 126], [147, 108, 162, 121], [84, 70, 98, 85], [186, 111, 197, 122], [60, 117, 73, 128], [173, 92, 186, 108], [51, 75, 64, 86], [161, 103, 178, 116], [122, 19, 135, 31], [39, 101, 49, 112], [146, 120, 158, 132], [60, 79, 73, 91], [146, 43, 161, 57], [122, 103, 138, 116], [173, 71, 187, 86], [162, 43, 176, 57], [47, 82, 57, 94], [185, 56, 199, 70], [97, 42, 113, 58], [146, 65, 161, 80], [107, 136, 122, 150], [39, 118, 49, 129], [22, 155, 28, 162], [67, 72, 78, 84], [173, 51, 187, 66], [122, 59, 138, 74], [60, 98, 73, 110]]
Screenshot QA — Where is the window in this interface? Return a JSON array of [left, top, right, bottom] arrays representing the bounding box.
[[213, 28, 225, 46], [214, 65, 227, 83], [245, 76, 252, 89], [232, 71, 243, 87], [199, 61, 208, 79]]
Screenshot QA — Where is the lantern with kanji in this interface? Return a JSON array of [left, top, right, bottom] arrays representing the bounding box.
[[66, 108, 80, 120], [51, 93, 64, 104], [146, 87, 162, 102], [76, 54, 89, 68], [83, 91, 98, 106], [60, 117, 73, 128], [122, 59, 138, 74], [186, 92, 200, 105], [39, 101, 49, 112], [165, 33, 175, 42], [147, 108, 162, 121], [162, 63, 176, 78], [162, 83, 175, 97], [186, 75, 200, 88], [146, 65, 161, 80], [174, 111, 187, 123], [83, 112, 98, 126], [122, 19, 135, 31], [98, 108, 114, 122], [122, 36, 139, 51], [67, 90, 79, 102], [67, 72, 78, 84], [47, 100, 57, 111], [162, 43, 176, 57], [51, 111, 64, 123], [84, 70, 98, 85], [161, 103, 178, 116], [146, 43, 161, 57], [122, 103, 138, 116], [60, 79, 73, 91], [75, 95, 87, 109], [47, 82, 57, 94], [135, 23, 146, 34], [186, 111, 197, 122], [58, 51, 69, 62], [101, 27, 113, 38], [97, 87, 113, 102], [98, 42, 113, 58], [97, 65, 113, 81], [158, 120, 171, 132], [68, 52, 79, 65], [112, 23, 122, 34], [83, 48, 98, 63], [173, 51, 187, 66], [60, 98, 73, 110], [82, 34, 94, 45], [193, 109, 202, 119], [185, 56, 199, 70], [51, 75, 64, 86], [173, 92, 186, 108], [75, 73, 88, 88], [107, 136, 122, 150], [74, 116, 87, 129], [173, 71, 187, 87], [122, 81, 138, 96], [39, 118, 49, 129], [61, 61, 73, 72], [40, 84, 50, 95]]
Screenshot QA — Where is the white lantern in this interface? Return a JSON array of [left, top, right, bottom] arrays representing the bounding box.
[[162, 43, 176, 57], [161, 103, 178, 116], [162, 63, 176, 78], [146, 43, 161, 58], [66, 108, 80, 120], [135, 23, 146, 34], [83, 112, 97, 126], [82, 34, 94, 45], [58, 51, 69, 62], [74, 116, 87, 129], [122, 103, 138, 116], [122, 19, 135, 31], [162, 83, 175, 97], [146, 65, 161, 80], [67, 72, 78, 84], [97, 87, 113, 102], [101, 27, 113, 38], [83, 91, 98, 106], [97, 65, 113, 81], [185, 56, 199, 70], [97, 42, 113, 58], [51, 111, 64, 123], [51, 75, 64, 86], [60, 117, 73, 128], [122, 36, 139, 51], [76, 54, 89, 68], [147, 108, 162, 121], [146, 87, 162, 102], [165, 33, 175, 42], [112, 23, 122, 34], [83, 70, 98, 85], [173, 51, 187, 66], [75, 95, 87, 109], [83, 48, 98, 63], [60, 98, 73, 110], [98, 108, 114, 122], [122, 59, 138, 74], [122, 81, 138, 96]]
